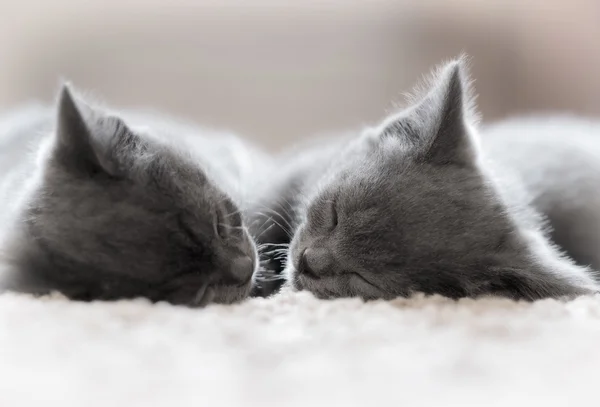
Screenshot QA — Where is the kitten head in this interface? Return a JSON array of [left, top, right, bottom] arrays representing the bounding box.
[[5, 85, 257, 306], [285, 57, 598, 301]]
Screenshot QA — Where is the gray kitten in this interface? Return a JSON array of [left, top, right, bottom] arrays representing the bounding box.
[[258, 57, 600, 301], [0, 85, 261, 306]]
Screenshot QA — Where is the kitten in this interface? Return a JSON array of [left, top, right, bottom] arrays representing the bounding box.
[[0, 85, 262, 306], [259, 57, 600, 301]]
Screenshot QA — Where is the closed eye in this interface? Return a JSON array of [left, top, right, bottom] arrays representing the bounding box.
[[215, 209, 228, 240], [331, 201, 338, 230], [306, 198, 339, 232], [177, 215, 206, 251]]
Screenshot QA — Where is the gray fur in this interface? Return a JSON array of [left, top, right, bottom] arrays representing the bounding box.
[[0, 85, 261, 306], [263, 58, 600, 301], [482, 117, 600, 272]]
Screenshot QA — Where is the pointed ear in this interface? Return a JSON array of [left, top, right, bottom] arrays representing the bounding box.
[[382, 57, 479, 167], [54, 84, 137, 177], [418, 60, 475, 166], [55, 84, 101, 172]]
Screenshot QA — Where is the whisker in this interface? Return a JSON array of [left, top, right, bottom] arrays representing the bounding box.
[[244, 199, 296, 231], [253, 222, 275, 241], [256, 206, 295, 233], [263, 243, 291, 248], [272, 199, 295, 224], [217, 223, 245, 231], [223, 210, 243, 219], [252, 211, 293, 239], [258, 243, 290, 252]]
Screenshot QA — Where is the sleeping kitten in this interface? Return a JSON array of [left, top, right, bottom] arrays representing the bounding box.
[[0, 85, 262, 306], [259, 57, 600, 301]]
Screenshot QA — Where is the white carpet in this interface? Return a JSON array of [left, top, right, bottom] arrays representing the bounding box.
[[1, 290, 599, 407]]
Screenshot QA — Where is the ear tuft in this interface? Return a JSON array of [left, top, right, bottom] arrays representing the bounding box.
[[379, 55, 480, 167], [57, 83, 87, 144], [404, 54, 479, 127], [57, 83, 79, 120], [55, 83, 104, 173], [419, 58, 473, 166]]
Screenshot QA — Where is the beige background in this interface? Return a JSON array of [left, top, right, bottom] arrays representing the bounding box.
[[1, 0, 599, 150]]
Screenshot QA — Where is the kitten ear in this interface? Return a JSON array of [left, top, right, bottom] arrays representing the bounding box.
[[55, 84, 137, 177], [55, 84, 103, 172], [383, 57, 478, 166], [417, 60, 474, 166]]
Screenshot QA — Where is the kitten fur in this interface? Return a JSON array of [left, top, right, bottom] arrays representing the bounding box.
[[0, 85, 266, 306], [255, 57, 600, 301]]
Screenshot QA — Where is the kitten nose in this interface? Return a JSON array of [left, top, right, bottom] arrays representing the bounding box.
[[229, 255, 254, 284], [300, 248, 333, 278]]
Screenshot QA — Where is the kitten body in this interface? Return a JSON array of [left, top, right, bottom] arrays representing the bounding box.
[[257, 59, 600, 300], [482, 116, 600, 272], [0, 87, 267, 306]]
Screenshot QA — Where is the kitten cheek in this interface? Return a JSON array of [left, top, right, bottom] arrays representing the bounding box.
[[210, 280, 253, 305], [348, 274, 383, 300]]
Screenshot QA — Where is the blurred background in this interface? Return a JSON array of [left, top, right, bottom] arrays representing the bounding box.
[[1, 0, 599, 150]]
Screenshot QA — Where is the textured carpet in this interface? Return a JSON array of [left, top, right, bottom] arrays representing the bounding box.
[[1, 290, 599, 407]]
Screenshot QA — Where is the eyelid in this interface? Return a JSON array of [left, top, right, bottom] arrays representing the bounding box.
[[215, 208, 229, 240], [330, 199, 338, 229], [178, 215, 205, 248]]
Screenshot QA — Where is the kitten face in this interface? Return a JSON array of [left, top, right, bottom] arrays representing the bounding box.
[[8, 86, 256, 306], [284, 58, 597, 301]]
